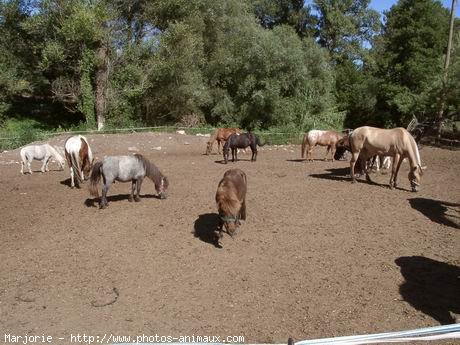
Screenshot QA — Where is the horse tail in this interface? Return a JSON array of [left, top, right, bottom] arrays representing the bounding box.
[[89, 161, 103, 197], [301, 134, 308, 159]]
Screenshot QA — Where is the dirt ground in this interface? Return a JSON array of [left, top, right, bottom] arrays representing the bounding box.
[[0, 132, 459, 344]]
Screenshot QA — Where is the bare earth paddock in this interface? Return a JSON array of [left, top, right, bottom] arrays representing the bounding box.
[[0, 132, 459, 344]]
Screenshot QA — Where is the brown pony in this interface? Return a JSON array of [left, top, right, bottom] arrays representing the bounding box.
[[215, 168, 247, 244], [206, 128, 242, 155], [349, 126, 423, 191], [301, 130, 343, 161]]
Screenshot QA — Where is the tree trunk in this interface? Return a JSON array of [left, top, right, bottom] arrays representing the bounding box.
[[95, 43, 108, 131], [435, 0, 457, 142]]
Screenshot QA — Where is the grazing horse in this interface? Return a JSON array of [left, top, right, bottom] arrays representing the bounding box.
[[301, 130, 343, 161], [349, 126, 423, 191], [89, 154, 168, 209], [65, 135, 93, 188], [215, 168, 247, 244], [20, 144, 65, 174], [206, 128, 242, 155], [223, 132, 264, 164]]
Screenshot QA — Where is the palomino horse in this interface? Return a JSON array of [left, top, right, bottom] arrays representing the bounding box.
[[301, 130, 343, 161], [20, 144, 65, 174], [206, 128, 242, 155], [89, 154, 168, 209], [223, 132, 264, 164], [215, 168, 247, 245], [64, 135, 94, 188], [349, 126, 423, 191]]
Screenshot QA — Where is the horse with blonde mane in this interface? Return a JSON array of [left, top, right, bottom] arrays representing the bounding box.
[[206, 128, 242, 155], [20, 144, 65, 174], [349, 126, 423, 191], [215, 168, 247, 245], [301, 130, 343, 161], [64, 135, 94, 188]]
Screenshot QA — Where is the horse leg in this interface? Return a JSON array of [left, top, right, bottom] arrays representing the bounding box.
[[324, 146, 331, 161], [217, 140, 221, 155], [27, 157, 33, 174], [69, 166, 75, 188], [100, 180, 112, 209], [331, 145, 337, 162], [389, 154, 401, 189], [128, 180, 136, 202], [308, 146, 313, 161], [350, 151, 360, 183], [253, 146, 257, 161], [135, 177, 143, 202]]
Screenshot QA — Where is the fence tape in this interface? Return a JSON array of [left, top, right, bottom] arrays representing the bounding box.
[[113, 324, 460, 345]]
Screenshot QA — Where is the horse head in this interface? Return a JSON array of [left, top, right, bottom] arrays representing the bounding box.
[[219, 213, 241, 237], [156, 176, 169, 199], [408, 165, 422, 192]]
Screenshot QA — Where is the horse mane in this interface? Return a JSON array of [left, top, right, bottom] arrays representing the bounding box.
[[216, 183, 241, 217], [134, 154, 164, 186]]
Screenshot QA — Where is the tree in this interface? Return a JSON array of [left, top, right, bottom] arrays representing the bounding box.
[[375, 0, 450, 126]]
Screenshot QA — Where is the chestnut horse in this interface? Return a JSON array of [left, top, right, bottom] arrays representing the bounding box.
[[206, 128, 242, 155], [301, 130, 343, 161], [215, 168, 247, 245], [349, 126, 423, 191], [64, 135, 94, 188]]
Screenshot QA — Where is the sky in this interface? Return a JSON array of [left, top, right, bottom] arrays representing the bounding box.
[[369, 0, 459, 18]]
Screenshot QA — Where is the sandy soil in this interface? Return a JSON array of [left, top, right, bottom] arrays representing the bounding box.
[[0, 132, 459, 344]]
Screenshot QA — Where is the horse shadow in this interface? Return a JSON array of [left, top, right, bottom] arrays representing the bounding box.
[[193, 213, 221, 248], [309, 167, 351, 182], [395, 256, 460, 324], [408, 198, 460, 229], [84, 194, 160, 208]]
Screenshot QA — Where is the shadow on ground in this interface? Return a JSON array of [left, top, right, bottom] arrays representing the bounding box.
[[395, 256, 460, 324], [193, 213, 221, 248], [408, 198, 460, 229]]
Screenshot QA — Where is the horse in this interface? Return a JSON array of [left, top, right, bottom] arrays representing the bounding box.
[[206, 128, 242, 155], [223, 132, 264, 164], [335, 134, 392, 172], [20, 144, 65, 174], [64, 135, 94, 188], [349, 126, 423, 191], [89, 154, 168, 209], [301, 130, 343, 161], [215, 168, 247, 245]]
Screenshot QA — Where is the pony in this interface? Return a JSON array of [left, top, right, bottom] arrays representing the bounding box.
[[89, 153, 168, 209], [349, 126, 423, 191], [206, 128, 242, 155], [301, 130, 343, 161], [20, 144, 65, 174], [64, 135, 94, 188], [215, 168, 247, 244], [223, 132, 264, 164]]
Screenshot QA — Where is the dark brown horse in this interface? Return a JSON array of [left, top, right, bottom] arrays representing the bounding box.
[[301, 130, 343, 161], [215, 168, 247, 245], [206, 128, 242, 155], [223, 132, 264, 163]]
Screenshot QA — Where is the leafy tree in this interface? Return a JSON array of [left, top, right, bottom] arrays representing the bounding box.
[[375, 0, 450, 126]]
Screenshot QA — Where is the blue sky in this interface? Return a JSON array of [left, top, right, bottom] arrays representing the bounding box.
[[369, 0, 459, 17]]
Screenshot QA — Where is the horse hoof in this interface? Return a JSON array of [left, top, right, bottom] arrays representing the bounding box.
[[128, 198, 133, 202], [134, 198, 141, 202]]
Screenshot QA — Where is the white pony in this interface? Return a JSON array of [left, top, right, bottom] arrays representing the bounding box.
[[64, 135, 93, 188], [20, 144, 65, 174]]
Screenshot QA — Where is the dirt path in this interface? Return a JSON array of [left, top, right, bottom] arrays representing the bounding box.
[[0, 132, 459, 344]]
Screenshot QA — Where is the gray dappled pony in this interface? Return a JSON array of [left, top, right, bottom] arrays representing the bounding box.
[[89, 154, 168, 209]]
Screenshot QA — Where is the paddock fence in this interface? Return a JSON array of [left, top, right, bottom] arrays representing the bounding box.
[[114, 323, 460, 345], [0, 126, 306, 151]]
